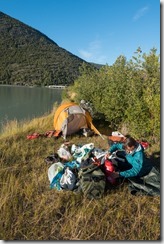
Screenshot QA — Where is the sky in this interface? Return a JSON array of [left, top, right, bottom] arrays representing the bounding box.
[[0, 0, 161, 65]]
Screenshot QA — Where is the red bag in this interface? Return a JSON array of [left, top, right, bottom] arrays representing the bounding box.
[[103, 159, 116, 185], [138, 141, 149, 150]]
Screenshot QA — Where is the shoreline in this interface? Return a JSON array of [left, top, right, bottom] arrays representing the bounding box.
[[0, 84, 66, 89]]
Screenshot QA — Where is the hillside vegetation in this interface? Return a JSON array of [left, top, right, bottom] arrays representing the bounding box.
[[65, 47, 160, 144], [0, 11, 95, 86], [0, 106, 160, 240]]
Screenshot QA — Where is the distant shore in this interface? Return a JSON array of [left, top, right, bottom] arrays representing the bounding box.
[[45, 85, 67, 89], [0, 84, 67, 89]]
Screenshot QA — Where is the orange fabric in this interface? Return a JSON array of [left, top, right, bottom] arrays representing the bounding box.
[[53, 102, 102, 137], [53, 102, 77, 130], [108, 135, 126, 142], [85, 110, 102, 136], [53, 130, 61, 137]]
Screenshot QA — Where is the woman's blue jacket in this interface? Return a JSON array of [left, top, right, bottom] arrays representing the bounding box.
[[109, 142, 152, 178]]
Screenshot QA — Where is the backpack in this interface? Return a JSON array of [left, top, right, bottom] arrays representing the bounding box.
[[77, 159, 106, 199]]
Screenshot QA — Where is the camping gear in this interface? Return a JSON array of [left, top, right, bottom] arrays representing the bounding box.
[[108, 150, 126, 163], [111, 131, 125, 137], [108, 131, 150, 150], [46, 141, 159, 198], [48, 162, 65, 190], [44, 153, 59, 164], [53, 102, 104, 140], [72, 143, 95, 163], [102, 159, 116, 184], [128, 167, 160, 196], [77, 158, 106, 199], [48, 159, 80, 191], [108, 135, 126, 146], [60, 167, 76, 190], [27, 130, 58, 140], [27, 132, 41, 140], [139, 141, 150, 150], [57, 143, 72, 161]]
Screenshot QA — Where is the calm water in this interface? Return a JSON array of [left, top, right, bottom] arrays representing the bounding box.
[[0, 85, 62, 131]]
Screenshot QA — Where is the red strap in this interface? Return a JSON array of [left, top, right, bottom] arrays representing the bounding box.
[[44, 130, 55, 137], [27, 133, 41, 140], [27, 130, 61, 140]]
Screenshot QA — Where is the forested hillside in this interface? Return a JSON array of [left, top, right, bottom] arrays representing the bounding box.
[[0, 11, 95, 86]]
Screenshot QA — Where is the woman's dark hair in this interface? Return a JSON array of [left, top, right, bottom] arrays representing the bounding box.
[[124, 136, 137, 148]]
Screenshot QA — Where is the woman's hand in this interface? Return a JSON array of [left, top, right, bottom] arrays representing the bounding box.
[[105, 152, 111, 159]]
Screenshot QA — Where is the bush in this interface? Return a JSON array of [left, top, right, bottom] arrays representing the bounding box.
[[67, 48, 160, 143]]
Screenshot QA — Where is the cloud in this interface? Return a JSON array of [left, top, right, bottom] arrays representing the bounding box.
[[78, 39, 107, 64], [133, 6, 149, 21], [79, 50, 92, 59]]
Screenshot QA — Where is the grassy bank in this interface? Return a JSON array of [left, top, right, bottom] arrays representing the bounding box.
[[0, 108, 160, 240]]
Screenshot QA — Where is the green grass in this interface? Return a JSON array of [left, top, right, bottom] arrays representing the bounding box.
[[0, 110, 160, 240]]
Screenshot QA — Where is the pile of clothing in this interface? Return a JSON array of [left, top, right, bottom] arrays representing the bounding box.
[[45, 142, 117, 199]]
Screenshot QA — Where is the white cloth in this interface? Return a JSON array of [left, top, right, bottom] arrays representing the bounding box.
[[60, 167, 76, 190], [48, 162, 64, 183], [57, 144, 72, 161], [72, 143, 94, 163], [112, 131, 124, 137]]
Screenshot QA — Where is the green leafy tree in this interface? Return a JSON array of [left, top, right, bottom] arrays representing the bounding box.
[[142, 48, 160, 141], [124, 48, 160, 140], [100, 56, 130, 128], [66, 48, 160, 143]]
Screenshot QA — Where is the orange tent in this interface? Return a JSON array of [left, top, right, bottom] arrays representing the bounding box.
[[53, 102, 104, 139]]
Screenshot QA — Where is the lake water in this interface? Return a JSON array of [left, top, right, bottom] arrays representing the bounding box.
[[0, 85, 62, 131]]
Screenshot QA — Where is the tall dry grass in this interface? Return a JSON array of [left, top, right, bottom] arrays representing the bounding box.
[[0, 110, 160, 240]]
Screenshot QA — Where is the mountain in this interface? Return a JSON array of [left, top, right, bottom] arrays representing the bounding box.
[[0, 11, 95, 86]]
